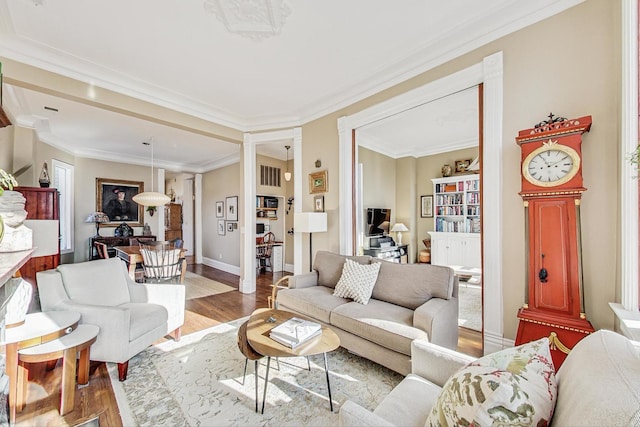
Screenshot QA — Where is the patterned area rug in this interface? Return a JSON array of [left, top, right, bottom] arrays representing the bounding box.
[[458, 284, 482, 332], [183, 272, 235, 300], [108, 319, 403, 426]]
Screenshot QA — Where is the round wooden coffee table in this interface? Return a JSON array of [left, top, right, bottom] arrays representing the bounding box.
[[245, 308, 340, 414]]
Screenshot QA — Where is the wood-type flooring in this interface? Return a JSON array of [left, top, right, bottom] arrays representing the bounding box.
[[14, 264, 482, 426]]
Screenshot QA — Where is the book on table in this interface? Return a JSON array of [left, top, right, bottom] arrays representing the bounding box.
[[269, 317, 322, 348]]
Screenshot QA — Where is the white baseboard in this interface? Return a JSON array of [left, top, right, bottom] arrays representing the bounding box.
[[483, 331, 515, 355], [201, 257, 241, 276]]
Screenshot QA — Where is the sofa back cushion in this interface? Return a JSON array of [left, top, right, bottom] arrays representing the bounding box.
[[552, 330, 640, 426], [313, 251, 372, 289], [371, 261, 454, 309], [57, 258, 131, 306]]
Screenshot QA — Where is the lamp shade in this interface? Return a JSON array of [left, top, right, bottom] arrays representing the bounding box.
[[85, 212, 109, 223], [390, 223, 409, 232], [295, 212, 327, 233], [284, 171, 292, 181], [132, 191, 171, 207]]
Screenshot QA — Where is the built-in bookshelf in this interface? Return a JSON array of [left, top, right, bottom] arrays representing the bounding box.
[[432, 174, 480, 233]]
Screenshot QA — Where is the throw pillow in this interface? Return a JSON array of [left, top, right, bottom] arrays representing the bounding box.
[[333, 259, 381, 304], [425, 338, 557, 427]]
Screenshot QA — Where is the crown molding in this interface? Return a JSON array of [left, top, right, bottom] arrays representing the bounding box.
[[0, 0, 584, 132]]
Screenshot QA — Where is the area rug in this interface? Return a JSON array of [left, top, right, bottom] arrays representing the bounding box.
[[108, 318, 403, 426], [183, 272, 235, 300], [458, 284, 482, 332]]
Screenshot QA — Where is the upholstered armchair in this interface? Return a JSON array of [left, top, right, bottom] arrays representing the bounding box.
[[36, 258, 185, 381]]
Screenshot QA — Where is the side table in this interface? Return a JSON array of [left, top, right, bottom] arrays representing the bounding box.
[[18, 324, 99, 416], [2, 311, 80, 423]]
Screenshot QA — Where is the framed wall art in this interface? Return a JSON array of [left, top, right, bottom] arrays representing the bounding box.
[[226, 196, 238, 221], [96, 178, 144, 226], [421, 195, 433, 218], [455, 159, 472, 174], [309, 170, 328, 194], [227, 222, 235, 232], [314, 195, 325, 212], [216, 201, 224, 218], [217, 219, 226, 236]]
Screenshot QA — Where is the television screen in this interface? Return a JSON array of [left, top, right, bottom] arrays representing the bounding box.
[[256, 223, 265, 234], [366, 208, 391, 236]]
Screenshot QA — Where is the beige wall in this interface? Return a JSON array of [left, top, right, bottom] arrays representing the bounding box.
[[300, 0, 620, 338], [0, 126, 13, 172], [202, 162, 241, 266]]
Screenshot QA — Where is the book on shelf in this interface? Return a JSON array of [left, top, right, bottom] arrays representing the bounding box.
[[269, 317, 322, 348]]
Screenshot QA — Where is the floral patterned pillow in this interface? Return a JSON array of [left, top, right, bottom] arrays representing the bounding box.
[[425, 338, 557, 427]]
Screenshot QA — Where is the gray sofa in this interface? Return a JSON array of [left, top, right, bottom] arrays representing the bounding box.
[[276, 251, 459, 375], [339, 329, 640, 426]]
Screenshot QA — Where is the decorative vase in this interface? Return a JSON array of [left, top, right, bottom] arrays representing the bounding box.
[[441, 164, 452, 177], [0, 190, 32, 252]]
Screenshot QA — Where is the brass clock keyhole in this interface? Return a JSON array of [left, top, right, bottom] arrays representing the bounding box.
[[539, 253, 548, 283]]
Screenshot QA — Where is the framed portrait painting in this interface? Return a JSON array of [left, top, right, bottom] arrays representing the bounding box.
[[96, 178, 144, 226], [421, 195, 433, 218], [314, 195, 325, 212], [217, 219, 226, 236], [216, 201, 224, 218], [226, 196, 238, 221]]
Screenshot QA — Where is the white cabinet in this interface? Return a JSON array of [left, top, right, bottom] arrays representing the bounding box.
[[429, 232, 480, 268], [271, 244, 283, 272]]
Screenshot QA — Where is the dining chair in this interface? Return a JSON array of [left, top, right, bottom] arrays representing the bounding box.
[[94, 241, 110, 259], [139, 242, 185, 283]]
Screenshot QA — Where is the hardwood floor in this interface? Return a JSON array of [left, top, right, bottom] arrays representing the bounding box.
[[15, 264, 482, 426]]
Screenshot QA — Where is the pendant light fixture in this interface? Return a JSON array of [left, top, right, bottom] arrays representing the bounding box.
[[284, 145, 292, 182], [132, 139, 171, 208]]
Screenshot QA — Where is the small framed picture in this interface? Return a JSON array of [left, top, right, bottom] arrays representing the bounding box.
[[455, 159, 472, 173], [421, 195, 433, 218], [309, 170, 328, 194], [226, 196, 238, 221], [314, 195, 325, 212], [227, 222, 234, 232], [217, 219, 226, 236], [216, 201, 224, 218]]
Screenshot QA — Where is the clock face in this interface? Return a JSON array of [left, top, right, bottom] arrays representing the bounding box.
[[522, 143, 581, 187]]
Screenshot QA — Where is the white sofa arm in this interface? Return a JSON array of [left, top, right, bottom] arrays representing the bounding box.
[[129, 282, 185, 333], [411, 339, 474, 387], [288, 271, 318, 289], [338, 400, 394, 427]]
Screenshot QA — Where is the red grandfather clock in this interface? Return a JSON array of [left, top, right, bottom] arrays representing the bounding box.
[[515, 113, 595, 370]]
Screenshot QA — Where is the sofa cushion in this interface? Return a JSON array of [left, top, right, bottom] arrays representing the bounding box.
[[57, 258, 131, 306], [277, 286, 349, 324], [371, 261, 454, 310], [313, 251, 372, 289], [333, 258, 381, 304], [552, 330, 640, 426], [331, 300, 428, 355], [373, 374, 442, 426], [425, 337, 557, 427]]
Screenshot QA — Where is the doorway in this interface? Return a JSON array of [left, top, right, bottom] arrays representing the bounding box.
[[338, 52, 505, 355]]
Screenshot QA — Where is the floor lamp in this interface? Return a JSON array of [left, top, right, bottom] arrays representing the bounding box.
[[294, 212, 327, 272]]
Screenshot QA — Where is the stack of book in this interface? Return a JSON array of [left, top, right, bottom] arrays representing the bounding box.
[[269, 317, 322, 348]]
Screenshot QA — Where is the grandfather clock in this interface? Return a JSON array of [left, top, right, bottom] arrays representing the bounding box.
[[515, 114, 595, 370]]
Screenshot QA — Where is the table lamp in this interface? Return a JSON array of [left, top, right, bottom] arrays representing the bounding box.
[[85, 212, 109, 237], [295, 212, 327, 271], [390, 223, 409, 245]]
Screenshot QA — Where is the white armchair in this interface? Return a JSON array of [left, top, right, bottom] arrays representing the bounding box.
[[36, 258, 185, 381]]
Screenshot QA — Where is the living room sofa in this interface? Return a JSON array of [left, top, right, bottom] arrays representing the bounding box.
[[276, 251, 459, 375], [338, 329, 640, 426]]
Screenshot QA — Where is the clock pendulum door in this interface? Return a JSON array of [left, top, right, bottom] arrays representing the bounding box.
[[515, 114, 594, 370]]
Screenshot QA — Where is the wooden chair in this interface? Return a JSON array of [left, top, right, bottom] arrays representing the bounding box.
[[139, 242, 185, 283], [256, 232, 276, 274], [94, 242, 110, 259]]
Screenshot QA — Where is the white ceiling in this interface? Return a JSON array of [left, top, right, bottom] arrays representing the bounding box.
[[0, 0, 582, 171]]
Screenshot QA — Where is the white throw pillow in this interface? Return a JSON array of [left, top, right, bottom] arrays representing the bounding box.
[[333, 259, 381, 304], [425, 337, 557, 427]]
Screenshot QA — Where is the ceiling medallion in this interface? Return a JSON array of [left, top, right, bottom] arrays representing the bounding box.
[[204, 0, 291, 41]]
